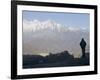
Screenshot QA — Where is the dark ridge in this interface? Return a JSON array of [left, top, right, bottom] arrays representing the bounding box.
[[23, 50, 89, 69]]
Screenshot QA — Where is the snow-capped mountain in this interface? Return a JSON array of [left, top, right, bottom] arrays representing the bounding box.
[[23, 20, 86, 33], [23, 19, 89, 58]]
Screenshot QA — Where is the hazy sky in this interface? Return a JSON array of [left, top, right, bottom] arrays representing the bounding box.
[[22, 11, 90, 57], [23, 11, 90, 29]]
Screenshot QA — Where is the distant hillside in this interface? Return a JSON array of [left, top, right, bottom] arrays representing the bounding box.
[[23, 50, 89, 69]]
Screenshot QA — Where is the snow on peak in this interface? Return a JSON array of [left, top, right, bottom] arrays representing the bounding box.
[[23, 19, 85, 32]]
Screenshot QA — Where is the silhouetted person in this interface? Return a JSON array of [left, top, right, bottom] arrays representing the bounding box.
[[80, 38, 87, 57]]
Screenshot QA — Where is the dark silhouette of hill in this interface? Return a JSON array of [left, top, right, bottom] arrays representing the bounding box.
[[23, 51, 89, 69]]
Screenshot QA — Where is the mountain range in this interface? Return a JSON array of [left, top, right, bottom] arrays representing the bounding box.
[[23, 20, 88, 32], [23, 19, 89, 58]]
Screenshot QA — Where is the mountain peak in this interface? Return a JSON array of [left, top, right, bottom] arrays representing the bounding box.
[[23, 19, 87, 32]]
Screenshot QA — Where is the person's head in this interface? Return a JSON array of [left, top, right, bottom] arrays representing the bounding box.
[[82, 38, 84, 40]]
